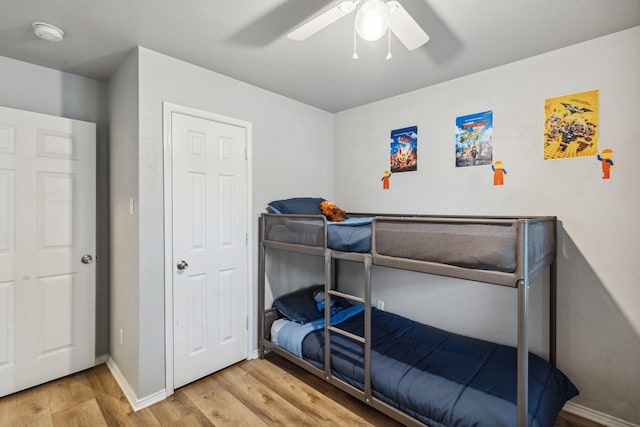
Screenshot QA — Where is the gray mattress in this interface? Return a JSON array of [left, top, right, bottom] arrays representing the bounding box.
[[262, 214, 556, 287], [264, 215, 325, 247], [372, 217, 556, 287], [374, 221, 518, 272]]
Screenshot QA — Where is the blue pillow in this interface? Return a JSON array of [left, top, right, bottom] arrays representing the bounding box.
[[267, 197, 325, 215], [273, 285, 325, 323], [273, 284, 352, 324]]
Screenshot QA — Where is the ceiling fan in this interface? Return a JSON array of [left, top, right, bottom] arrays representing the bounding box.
[[287, 0, 429, 60]]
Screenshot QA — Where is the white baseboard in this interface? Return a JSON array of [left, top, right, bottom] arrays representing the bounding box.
[[563, 402, 639, 427], [249, 349, 259, 360], [105, 357, 167, 412]]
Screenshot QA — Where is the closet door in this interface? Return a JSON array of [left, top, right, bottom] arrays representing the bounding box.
[[0, 106, 96, 397], [171, 111, 248, 389]]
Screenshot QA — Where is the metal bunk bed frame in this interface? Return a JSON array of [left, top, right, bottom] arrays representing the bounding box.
[[257, 214, 558, 427]]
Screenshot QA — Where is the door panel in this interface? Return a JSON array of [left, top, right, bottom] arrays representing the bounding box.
[[0, 124, 16, 154], [38, 172, 75, 249], [0, 169, 14, 254], [188, 273, 207, 355], [0, 106, 95, 397], [37, 274, 74, 354], [0, 281, 14, 368], [172, 112, 247, 389]]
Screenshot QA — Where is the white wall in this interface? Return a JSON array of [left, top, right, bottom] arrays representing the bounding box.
[[0, 55, 111, 358], [333, 27, 640, 423], [108, 49, 140, 394], [111, 46, 335, 399]]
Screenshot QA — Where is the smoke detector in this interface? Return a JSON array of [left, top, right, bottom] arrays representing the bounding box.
[[32, 22, 64, 42]]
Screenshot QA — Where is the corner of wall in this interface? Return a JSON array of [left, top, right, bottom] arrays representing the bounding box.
[[106, 357, 166, 412], [107, 45, 142, 397]]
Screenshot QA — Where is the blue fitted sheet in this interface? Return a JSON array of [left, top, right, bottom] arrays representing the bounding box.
[[277, 304, 365, 357], [278, 307, 578, 427], [327, 217, 372, 252]]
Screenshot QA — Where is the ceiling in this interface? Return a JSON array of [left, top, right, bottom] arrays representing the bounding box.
[[1, 0, 639, 113]]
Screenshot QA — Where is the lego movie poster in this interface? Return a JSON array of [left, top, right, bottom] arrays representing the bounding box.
[[544, 90, 598, 159], [390, 126, 417, 173], [455, 111, 493, 167]]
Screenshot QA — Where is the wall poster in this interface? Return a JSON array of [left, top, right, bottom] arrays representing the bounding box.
[[455, 111, 493, 167], [390, 126, 417, 173], [544, 89, 598, 159]]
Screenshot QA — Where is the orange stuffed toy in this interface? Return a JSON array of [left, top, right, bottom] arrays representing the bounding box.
[[320, 200, 346, 222]]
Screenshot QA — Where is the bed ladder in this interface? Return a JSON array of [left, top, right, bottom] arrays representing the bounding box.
[[323, 250, 373, 405]]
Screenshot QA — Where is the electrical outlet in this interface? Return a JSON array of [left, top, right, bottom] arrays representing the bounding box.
[[377, 300, 385, 311], [119, 329, 124, 347]]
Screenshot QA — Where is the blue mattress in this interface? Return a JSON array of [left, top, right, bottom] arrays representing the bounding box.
[[327, 217, 372, 253], [283, 307, 577, 427]]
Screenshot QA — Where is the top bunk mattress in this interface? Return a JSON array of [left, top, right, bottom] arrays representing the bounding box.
[[371, 216, 556, 287], [262, 214, 372, 253], [374, 220, 518, 272], [261, 212, 556, 287]]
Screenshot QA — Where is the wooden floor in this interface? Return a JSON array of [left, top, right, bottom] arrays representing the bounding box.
[[0, 352, 596, 427], [0, 353, 401, 426]]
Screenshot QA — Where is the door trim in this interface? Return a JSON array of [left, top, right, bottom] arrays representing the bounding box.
[[162, 102, 253, 396]]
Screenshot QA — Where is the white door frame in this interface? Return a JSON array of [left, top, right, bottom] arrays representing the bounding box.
[[162, 102, 253, 396]]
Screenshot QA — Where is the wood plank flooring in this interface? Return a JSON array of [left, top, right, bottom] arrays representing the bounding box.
[[0, 353, 401, 426], [0, 352, 597, 426]]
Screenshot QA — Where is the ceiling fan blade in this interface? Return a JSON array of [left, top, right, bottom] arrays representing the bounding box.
[[388, 1, 430, 50], [287, 1, 358, 41]]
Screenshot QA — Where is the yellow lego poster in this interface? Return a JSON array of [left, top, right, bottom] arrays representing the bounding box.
[[544, 90, 598, 159]]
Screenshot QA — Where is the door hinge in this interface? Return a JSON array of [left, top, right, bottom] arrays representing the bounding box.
[[244, 146, 248, 160], [246, 316, 249, 330], [245, 233, 248, 245]]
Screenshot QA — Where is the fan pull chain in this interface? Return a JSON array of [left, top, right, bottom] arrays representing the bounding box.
[[352, 24, 359, 60], [386, 26, 392, 61]]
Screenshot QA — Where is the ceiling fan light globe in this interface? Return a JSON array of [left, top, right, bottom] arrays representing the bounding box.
[[355, 0, 389, 41]]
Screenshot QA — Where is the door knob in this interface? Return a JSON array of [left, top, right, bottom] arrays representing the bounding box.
[[81, 254, 93, 264], [177, 260, 189, 270]]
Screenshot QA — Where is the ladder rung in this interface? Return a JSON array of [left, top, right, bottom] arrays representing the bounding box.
[[328, 290, 365, 304], [328, 326, 365, 343]]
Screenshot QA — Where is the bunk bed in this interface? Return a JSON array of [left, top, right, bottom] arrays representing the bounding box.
[[258, 198, 578, 427]]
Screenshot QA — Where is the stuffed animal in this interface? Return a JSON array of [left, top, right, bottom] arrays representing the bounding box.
[[319, 200, 346, 222], [313, 290, 337, 315]]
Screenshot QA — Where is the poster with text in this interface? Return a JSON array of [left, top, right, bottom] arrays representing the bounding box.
[[390, 126, 417, 173], [544, 89, 598, 159], [455, 111, 493, 167]]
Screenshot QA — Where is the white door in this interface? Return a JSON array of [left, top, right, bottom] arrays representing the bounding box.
[[0, 106, 96, 397], [171, 111, 248, 389]]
